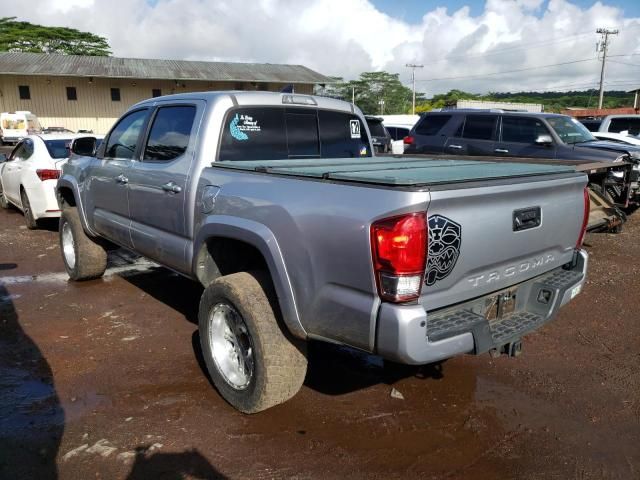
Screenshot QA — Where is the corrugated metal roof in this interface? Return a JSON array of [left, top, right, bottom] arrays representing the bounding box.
[[0, 52, 333, 84]]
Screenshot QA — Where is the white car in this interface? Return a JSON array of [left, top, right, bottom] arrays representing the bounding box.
[[0, 134, 102, 228], [592, 131, 640, 146]]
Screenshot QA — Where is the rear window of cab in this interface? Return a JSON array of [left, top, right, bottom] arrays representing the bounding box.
[[218, 107, 372, 161]]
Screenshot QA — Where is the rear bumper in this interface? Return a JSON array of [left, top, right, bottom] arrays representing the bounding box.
[[376, 249, 588, 365]]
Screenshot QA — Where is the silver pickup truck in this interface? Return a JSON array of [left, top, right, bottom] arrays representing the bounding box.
[[57, 92, 589, 413]]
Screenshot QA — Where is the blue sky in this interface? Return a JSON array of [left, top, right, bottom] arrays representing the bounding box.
[[370, 0, 640, 21]]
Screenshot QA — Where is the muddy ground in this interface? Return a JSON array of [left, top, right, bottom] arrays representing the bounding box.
[[1, 196, 639, 479]]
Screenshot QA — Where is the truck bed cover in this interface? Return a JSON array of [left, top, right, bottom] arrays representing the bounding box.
[[212, 157, 576, 187]]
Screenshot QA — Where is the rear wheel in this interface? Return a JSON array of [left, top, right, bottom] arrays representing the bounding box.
[[59, 206, 108, 280], [198, 271, 307, 413], [20, 189, 38, 229]]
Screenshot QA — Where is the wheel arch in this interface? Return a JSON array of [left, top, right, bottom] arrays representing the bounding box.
[[193, 216, 306, 339]]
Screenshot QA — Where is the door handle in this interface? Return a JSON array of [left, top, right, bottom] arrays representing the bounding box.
[[162, 181, 182, 194], [495, 148, 509, 153], [115, 174, 128, 184], [448, 144, 463, 150]]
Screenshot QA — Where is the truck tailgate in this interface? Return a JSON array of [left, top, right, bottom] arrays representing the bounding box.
[[422, 173, 587, 311]]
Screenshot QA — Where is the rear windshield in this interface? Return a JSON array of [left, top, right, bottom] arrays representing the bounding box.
[[219, 107, 371, 161], [367, 120, 387, 137], [44, 139, 72, 159]]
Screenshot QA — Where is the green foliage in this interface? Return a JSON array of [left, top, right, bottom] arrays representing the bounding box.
[[0, 17, 111, 56], [416, 89, 635, 112], [321, 72, 422, 115]]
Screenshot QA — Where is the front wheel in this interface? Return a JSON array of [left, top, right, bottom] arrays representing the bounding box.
[[59, 206, 108, 280], [198, 271, 307, 413], [0, 183, 9, 209]]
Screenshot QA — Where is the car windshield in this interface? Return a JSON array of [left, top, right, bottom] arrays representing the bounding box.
[[44, 139, 72, 159], [547, 117, 596, 144]]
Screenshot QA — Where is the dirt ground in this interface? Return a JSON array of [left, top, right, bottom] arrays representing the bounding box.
[[1, 195, 639, 479]]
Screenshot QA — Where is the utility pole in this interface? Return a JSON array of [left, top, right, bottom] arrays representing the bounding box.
[[406, 63, 424, 115], [596, 27, 618, 109], [352, 86, 355, 105]]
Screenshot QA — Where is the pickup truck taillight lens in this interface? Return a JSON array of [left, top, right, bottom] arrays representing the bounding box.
[[576, 186, 590, 248], [36, 169, 61, 181], [403, 136, 414, 145], [371, 212, 427, 303]]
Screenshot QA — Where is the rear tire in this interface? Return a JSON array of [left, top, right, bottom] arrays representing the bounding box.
[[20, 189, 38, 229], [198, 271, 307, 413], [59, 206, 107, 280]]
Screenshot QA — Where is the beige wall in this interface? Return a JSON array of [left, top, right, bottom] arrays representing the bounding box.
[[0, 75, 314, 134]]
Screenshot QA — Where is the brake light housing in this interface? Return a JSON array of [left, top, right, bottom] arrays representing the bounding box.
[[371, 212, 428, 303], [36, 169, 61, 181], [403, 135, 414, 145], [576, 186, 590, 248]]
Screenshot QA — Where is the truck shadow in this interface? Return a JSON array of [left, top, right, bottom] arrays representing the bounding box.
[[125, 446, 226, 480], [119, 263, 443, 397], [0, 279, 64, 479]]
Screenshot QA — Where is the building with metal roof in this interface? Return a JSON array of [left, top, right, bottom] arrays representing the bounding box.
[[0, 52, 333, 134]]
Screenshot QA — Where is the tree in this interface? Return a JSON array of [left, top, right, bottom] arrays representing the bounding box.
[[324, 72, 418, 115], [0, 17, 111, 56]]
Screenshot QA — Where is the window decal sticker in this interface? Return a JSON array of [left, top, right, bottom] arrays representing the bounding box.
[[359, 145, 368, 156], [350, 119, 361, 139], [230, 113, 261, 141]]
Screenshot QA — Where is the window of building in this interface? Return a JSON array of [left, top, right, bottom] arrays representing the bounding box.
[[461, 115, 498, 140], [110, 87, 121, 102], [152, 88, 162, 98], [104, 109, 148, 159], [66, 86, 77, 101], [257, 83, 269, 91], [234, 83, 244, 90], [414, 115, 451, 136], [143, 106, 196, 161], [18, 85, 30, 100]]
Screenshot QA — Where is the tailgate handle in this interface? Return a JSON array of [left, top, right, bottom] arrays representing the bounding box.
[[513, 207, 541, 231]]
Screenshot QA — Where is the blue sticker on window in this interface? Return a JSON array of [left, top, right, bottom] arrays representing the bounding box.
[[230, 114, 249, 141]]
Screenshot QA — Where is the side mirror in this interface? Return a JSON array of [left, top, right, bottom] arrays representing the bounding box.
[[535, 134, 553, 146], [71, 136, 97, 156], [0, 153, 6, 163]]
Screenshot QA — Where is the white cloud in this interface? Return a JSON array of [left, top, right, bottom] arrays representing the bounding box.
[[3, 0, 640, 95]]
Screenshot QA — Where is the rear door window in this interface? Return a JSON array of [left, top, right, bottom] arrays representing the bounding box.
[[501, 117, 549, 143], [143, 105, 196, 161], [414, 115, 451, 136], [219, 107, 371, 160], [462, 115, 498, 140]]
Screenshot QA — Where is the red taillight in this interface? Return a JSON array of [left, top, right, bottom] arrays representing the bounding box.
[[371, 212, 427, 303], [403, 135, 414, 145], [36, 169, 61, 181], [576, 186, 590, 248]]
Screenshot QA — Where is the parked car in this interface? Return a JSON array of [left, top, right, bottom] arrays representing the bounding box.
[[592, 132, 640, 146], [0, 134, 102, 228], [0, 111, 42, 145], [594, 114, 640, 135], [58, 91, 588, 413], [42, 127, 75, 134], [381, 114, 420, 154], [404, 111, 639, 207], [364, 115, 391, 153]]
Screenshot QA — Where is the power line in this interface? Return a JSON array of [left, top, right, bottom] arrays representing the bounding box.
[[413, 58, 596, 83]]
